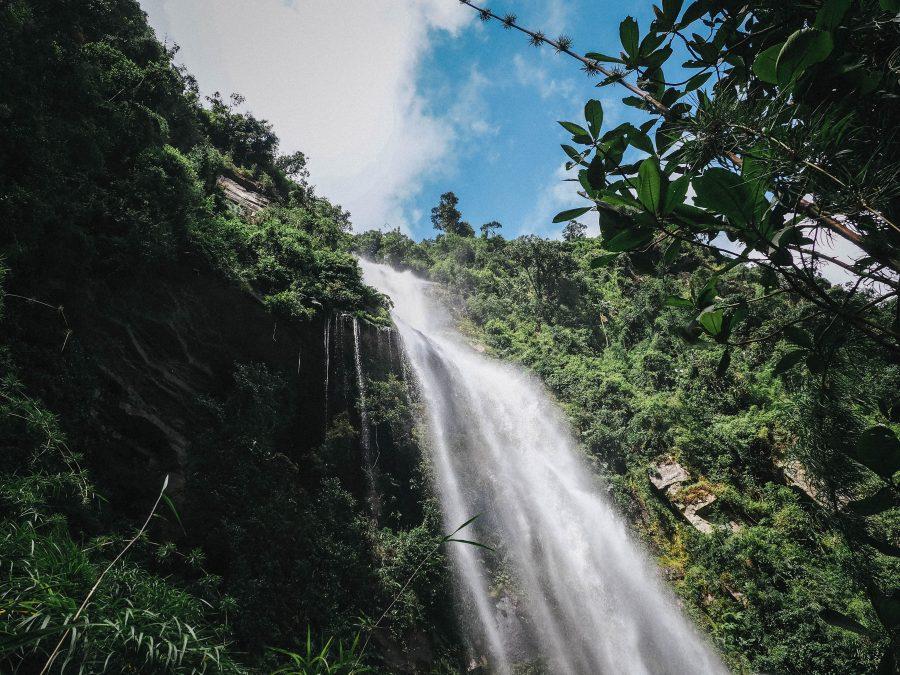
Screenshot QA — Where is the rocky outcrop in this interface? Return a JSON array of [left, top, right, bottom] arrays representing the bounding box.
[[216, 172, 270, 217], [649, 457, 734, 534]]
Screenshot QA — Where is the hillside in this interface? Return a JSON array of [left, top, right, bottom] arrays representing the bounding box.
[[0, 1, 461, 672], [1, 0, 898, 673]]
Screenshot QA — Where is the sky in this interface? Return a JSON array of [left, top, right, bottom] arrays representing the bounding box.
[[139, 0, 653, 240]]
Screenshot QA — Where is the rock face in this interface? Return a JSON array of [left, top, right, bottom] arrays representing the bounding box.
[[216, 172, 270, 217], [648, 457, 718, 534]]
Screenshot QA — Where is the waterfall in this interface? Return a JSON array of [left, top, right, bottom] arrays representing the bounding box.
[[352, 316, 380, 517], [360, 259, 725, 675]]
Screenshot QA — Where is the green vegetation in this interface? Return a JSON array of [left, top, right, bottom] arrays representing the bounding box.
[[2, 0, 898, 672], [356, 209, 898, 671], [0, 1, 455, 672]]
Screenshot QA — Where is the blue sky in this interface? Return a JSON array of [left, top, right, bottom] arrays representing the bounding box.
[[140, 1, 658, 240]]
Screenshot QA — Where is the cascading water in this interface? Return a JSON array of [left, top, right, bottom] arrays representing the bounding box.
[[352, 316, 381, 516], [360, 259, 726, 675]]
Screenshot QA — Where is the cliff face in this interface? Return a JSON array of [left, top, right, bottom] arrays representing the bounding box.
[[3, 250, 457, 668], [8, 257, 326, 510]]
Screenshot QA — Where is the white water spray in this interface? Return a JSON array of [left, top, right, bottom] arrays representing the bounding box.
[[360, 260, 725, 675]]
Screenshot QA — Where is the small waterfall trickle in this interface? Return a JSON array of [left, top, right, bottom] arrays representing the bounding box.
[[360, 259, 725, 675], [385, 326, 394, 365], [352, 316, 380, 517]]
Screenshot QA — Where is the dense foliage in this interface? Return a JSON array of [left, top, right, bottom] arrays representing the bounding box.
[[0, 1, 456, 672], [356, 214, 899, 672], [453, 0, 900, 670]]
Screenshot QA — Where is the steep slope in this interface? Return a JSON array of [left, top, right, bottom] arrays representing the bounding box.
[[0, 1, 462, 671]]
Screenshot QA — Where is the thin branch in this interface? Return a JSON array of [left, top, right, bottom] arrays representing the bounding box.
[[39, 476, 170, 675]]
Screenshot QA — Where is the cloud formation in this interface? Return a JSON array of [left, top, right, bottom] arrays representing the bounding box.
[[141, 0, 473, 231]]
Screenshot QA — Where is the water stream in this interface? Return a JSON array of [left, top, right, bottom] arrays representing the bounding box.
[[360, 259, 725, 675]]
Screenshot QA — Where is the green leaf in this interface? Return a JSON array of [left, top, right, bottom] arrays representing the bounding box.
[[446, 538, 495, 552], [620, 17, 640, 58], [643, 46, 673, 70], [879, 0, 900, 12], [684, 71, 712, 92], [666, 295, 693, 308], [590, 253, 620, 268], [553, 207, 592, 224], [637, 157, 663, 213], [697, 308, 724, 337], [559, 120, 592, 143], [162, 493, 185, 534], [773, 348, 808, 376], [776, 29, 833, 86], [584, 99, 604, 138], [443, 513, 482, 539], [693, 168, 756, 228], [626, 127, 656, 154], [561, 144, 586, 166], [586, 153, 605, 190], [662, 175, 690, 215], [585, 52, 625, 64], [815, 0, 852, 30], [661, 0, 685, 27], [852, 426, 900, 481], [783, 325, 813, 348], [604, 228, 652, 252], [752, 43, 783, 85], [678, 0, 707, 28], [662, 238, 682, 265]]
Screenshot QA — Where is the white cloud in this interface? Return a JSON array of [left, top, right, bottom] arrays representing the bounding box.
[[522, 164, 585, 235], [512, 53, 577, 102], [140, 0, 474, 232]]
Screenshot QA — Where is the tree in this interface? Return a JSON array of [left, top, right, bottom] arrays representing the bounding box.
[[431, 192, 474, 237], [459, 0, 899, 358], [562, 219, 586, 242], [480, 220, 503, 239], [460, 1, 900, 666]]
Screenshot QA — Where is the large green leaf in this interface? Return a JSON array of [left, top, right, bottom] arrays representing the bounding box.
[[697, 308, 724, 337], [637, 156, 663, 214], [852, 426, 900, 481], [586, 153, 605, 190], [625, 126, 656, 154], [693, 168, 756, 228], [584, 99, 604, 138], [773, 348, 808, 376], [585, 52, 625, 64], [783, 325, 813, 349], [561, 144, 586, 166], [553, 206, 592, 223], [620, 17, 639, 58], [604, 228, 652, 252], [559, 120, 593, 144], [815, 0, 852, 30], [662, 175, 690, 215], [776, 29, 833, 86], [752, 43, 783, 85]]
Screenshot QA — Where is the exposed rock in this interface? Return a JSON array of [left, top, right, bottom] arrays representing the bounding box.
[[649, 457, 690, 492], [776, 457, 850, 508], [216, 173, 270, 217], [683, 493, 717, 534], [648, 457, 721, 534]]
